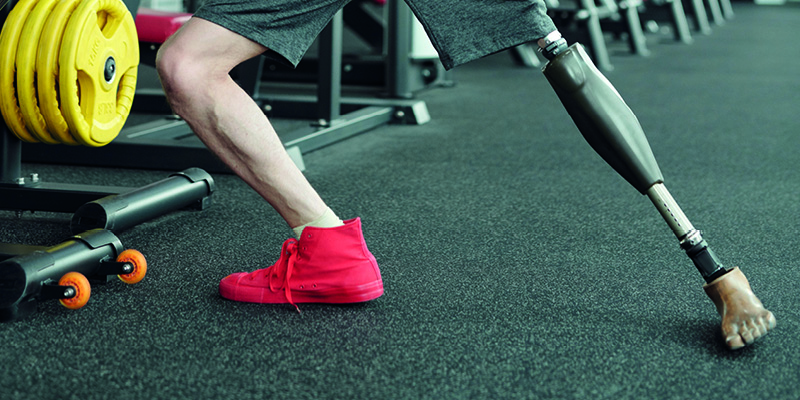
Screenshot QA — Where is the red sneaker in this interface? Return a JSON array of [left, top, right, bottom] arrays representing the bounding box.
[[219, 218, 384, 309]]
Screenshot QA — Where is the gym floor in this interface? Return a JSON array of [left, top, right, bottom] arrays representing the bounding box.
[[1, 2, 798, 399]]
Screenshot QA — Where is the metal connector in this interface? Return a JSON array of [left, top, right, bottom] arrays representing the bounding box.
[[647, 183, 726, 282], [538, 31, 569, 60], [680, 230, 726, 282]]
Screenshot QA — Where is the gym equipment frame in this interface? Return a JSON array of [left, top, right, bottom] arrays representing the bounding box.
[[20, 0, 432, 173], [0, 229, 148, 321], [1, 0, 215, 319]]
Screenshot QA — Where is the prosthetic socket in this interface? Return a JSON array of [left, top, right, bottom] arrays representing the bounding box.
[[541, 41, 726, 282]]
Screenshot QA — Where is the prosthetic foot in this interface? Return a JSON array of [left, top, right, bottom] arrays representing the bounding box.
[[539, 32, 776, 349], [704, 268, 776, 349]]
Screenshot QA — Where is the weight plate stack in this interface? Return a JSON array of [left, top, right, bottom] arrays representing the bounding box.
[[0, 0, 139, 147]]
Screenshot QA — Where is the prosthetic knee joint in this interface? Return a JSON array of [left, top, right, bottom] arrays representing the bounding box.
[[539, 32, 726, 282]]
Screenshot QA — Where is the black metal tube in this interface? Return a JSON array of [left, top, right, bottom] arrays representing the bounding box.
[[386, 0, 413, 99], [681, 238, 726, 282], [2, 0, 21, 185], [1, 126, 22, 185], [0, 229, 122, 310], [317, 11, 343, 123], [70, 168, 215, 233]]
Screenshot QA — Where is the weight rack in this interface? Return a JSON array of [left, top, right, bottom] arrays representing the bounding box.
[[20, 0, 435, 173], [1, 0, 214, 247]]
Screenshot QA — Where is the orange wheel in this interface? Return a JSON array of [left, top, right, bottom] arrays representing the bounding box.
[[117, 249, 147, 284], [58, 272, 91, 310]]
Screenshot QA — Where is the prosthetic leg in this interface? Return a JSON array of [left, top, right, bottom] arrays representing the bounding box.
[[538, 33, 775, 349]]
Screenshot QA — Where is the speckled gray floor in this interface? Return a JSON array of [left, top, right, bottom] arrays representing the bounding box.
[[1, 3, 798, 399]]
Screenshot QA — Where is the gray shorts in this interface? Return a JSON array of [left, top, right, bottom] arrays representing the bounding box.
[[193, 0, 556, 70]]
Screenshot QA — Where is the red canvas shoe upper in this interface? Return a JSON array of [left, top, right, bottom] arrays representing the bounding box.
[[219, 218, 384, 309]]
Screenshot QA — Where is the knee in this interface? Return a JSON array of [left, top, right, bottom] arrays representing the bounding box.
[[155, 42, 238, 116], [156, 43, 220, 117], [155, 43, 195, 101]]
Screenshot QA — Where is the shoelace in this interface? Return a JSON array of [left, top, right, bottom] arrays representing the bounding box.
[[266, 238, 301, 313]]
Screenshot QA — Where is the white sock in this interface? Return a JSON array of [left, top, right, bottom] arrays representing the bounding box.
[[292, 207, 344, 238]]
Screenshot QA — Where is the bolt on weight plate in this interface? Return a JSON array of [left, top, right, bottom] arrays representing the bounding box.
[[16, 0, 64, 144], [0, 0, 41, 143], [37, 0, 85, 145]]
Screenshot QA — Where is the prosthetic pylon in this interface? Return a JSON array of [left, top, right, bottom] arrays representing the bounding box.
[[541, 41, 725, 281]]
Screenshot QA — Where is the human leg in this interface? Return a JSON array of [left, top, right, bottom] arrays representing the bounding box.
[[156, 18, 330, 229], [156, 11, 382, 307]]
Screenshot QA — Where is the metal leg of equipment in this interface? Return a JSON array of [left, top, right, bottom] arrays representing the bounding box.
[[637, 0, 693, 45], [256, 4, 431, 154], [684, 0, 713, 35], [705, 0, 726, 26], [548, 0, 615, 71]]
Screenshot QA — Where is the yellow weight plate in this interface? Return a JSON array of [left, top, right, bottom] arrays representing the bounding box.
[[0, 0, 41, 143], [59, 0, 139, 147], [37, 0, 83, 145], [17, 0, 62, 144]]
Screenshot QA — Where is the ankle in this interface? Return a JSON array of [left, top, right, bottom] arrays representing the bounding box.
[[292, 207, 343, 238]]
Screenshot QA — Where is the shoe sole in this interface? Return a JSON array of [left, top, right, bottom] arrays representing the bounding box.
[[220, 279, 384, 304]]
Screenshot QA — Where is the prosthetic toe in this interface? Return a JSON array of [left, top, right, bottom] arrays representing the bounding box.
[[219, 218, 384, 310], [703, 268, 776, 349]]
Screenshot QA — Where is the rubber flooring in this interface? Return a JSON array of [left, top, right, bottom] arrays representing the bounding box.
[[1, 2, 798, 399]]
